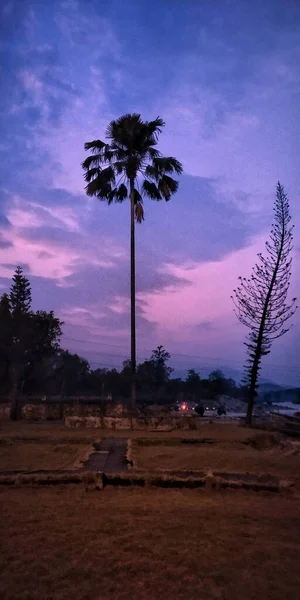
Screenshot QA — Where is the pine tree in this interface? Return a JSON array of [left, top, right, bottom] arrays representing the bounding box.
[[8, 267, 32, 419], [9, 266, 32, 316], [0, 268, 63, 417], [232, 183, 297, 425], [0, 294, 12, 390]]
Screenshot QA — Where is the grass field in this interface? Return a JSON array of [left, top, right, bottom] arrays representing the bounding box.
[[1, 420, 300, 599], [1, 486, 300, 600], [0, 441, 94, 471], [0, 419, 257, 441], [132, 438, 300, 481]]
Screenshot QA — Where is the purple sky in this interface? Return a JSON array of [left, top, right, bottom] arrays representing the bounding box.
[[0, 0, 299, 385]]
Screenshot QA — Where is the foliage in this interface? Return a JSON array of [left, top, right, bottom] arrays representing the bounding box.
[[82, 114, 183, 220], [0, 267, 63, 416], [232, 183, 297, 425], [48, 350, 90, 396], [10, 265, 32, 316]]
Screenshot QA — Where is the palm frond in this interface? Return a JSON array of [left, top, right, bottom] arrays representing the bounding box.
[[84, 140, 106, 153], [84, 166, 116, 198], [144, 164, 156, 179], [147, 147, 161, 161], [135, 201, 144, 223], [85, 179, 110, 198], [103, 146, 115, 162], [160, 174, 179, 195], [155, 157, 183, 175], [144, 157, 183, 181], [158, 175, 179, 200], [83, 166, 99, 183], [116, 183, 128, 202], [142, 180, 162, 200], [106, 114, 142, 145], [146, 116, 165, 138], [82, 145, 115, 173], [112, 160, 127, 175], [133, 188, 142, 204]]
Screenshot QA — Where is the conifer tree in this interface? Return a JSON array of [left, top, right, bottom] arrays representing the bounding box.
[[232, 183, 297, 425]]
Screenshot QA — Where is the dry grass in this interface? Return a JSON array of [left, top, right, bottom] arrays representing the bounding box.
[[1, 422, 300, 598], [133, 437, 300, 482], [0, 471, 99, 486], [1, 486, 300, 600], [0, 422, 103, 471], [0, 439, 96, 472], [0, 419, 253, 441], [0, 420, 100, 443]]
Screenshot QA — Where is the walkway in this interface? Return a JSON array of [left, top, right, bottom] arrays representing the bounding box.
[[83, 438, 129, 473]]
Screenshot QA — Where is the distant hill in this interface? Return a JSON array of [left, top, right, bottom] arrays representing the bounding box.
[[259, 387, 300, 404], [257, 382, 284, 394], [172, 365, 282, 389]]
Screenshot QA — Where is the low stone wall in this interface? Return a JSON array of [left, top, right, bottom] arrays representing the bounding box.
[[0, 401, 244, 429], [64, 415, 204, 430], [0, 401, 124, 421], [0, 401, 208, 429]]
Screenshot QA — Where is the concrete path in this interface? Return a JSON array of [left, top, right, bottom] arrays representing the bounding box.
[[83, 438, 129, 473]]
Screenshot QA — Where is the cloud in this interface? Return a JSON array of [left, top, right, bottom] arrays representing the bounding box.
[[0, 195, 127, 284], [0, 239, 13, 249], [137, 232, 300, 358], [60, 303, 130, 340]]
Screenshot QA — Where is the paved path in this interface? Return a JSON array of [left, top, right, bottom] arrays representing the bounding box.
[[83, 438, 129, 473]]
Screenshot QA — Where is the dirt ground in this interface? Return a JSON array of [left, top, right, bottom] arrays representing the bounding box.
[[1, 421, 300, 599]]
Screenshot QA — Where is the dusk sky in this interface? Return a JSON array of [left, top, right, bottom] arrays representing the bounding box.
[[0, 0, 299, 385]]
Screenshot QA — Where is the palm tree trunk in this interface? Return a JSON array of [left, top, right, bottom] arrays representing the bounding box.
[[129, 180, 136, 411]]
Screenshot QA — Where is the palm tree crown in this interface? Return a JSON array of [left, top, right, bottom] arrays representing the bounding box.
[[82, 113, 183, 221]]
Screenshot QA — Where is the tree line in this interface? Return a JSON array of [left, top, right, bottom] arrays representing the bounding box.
[[0, 269, 244, 417]]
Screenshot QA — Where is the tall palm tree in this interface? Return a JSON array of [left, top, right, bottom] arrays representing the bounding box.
[[82, 114, 183, 409]]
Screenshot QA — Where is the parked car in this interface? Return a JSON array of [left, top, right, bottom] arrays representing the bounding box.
[[194, 404, 205, 416]]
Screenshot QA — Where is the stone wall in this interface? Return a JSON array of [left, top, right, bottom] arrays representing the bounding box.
[[0, 401, 207, 429], [0, 401, 122, 421], [64, 415, 204, 430]]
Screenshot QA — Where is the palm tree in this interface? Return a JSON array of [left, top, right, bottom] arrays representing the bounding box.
[[82, 114, 183, 409]]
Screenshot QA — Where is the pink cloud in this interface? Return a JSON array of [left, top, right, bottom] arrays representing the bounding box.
[[60, 304, 129, 339], [0, 200, 127, 284], [137, 233, 300, 358], [109, 295, 130, 315]]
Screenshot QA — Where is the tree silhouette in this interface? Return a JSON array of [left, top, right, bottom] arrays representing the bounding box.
[[82, 114, 182, 409], [150, 345, 173, 391], [185, 369, 201, 401], [10, 266, 32, 316], [0, 268, 63, 417], [9, 267, 32, 419], [232, 183, 297, 425]]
